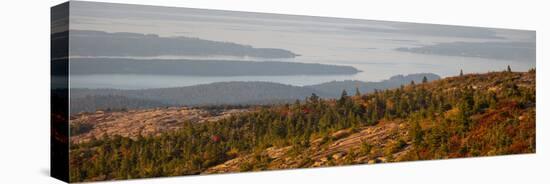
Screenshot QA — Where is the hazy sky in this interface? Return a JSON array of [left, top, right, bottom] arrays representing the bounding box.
[[60, 1, 535, 83]]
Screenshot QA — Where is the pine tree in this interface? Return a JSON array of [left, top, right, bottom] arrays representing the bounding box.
[[340, 89, 348, 99], [338, 90, 349, 106], [409, 120, 423, 146], [371, 107, 379, 123], [355, 87, 361, 97], [422, 76, 428, 83], [309, 93, 319, 104], [507, 65, 512, 72], [460, 69, 464, 76]]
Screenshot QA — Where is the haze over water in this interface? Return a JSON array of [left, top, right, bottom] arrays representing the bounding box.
[[61, 1, 535, 89]]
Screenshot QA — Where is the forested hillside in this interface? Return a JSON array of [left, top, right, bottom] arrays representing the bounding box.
[[69, 82, 322, 114], [307, 73, 440, 97], [69, 70, 535, 182], [69, 95, 167, 114], [69, 73, 439, 114]]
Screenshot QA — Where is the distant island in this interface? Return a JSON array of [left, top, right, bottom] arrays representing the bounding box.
[[396, 41, 535, 62], [52, 30, 299, 59], [67, 58, 361, 76]]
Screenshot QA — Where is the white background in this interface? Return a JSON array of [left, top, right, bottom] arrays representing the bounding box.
[[0, 0, 547, 183]]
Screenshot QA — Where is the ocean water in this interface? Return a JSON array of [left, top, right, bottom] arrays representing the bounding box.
[[68, 53, 531, 90], [65, 3, 535, 89]]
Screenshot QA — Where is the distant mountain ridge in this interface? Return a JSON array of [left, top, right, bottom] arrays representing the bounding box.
[[69, 95, 167, 114], [307, 73, 441, 97], [69, 73, 440, 114]]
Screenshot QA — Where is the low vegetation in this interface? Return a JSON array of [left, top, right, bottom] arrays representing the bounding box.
[[69, 70, 535, 182]]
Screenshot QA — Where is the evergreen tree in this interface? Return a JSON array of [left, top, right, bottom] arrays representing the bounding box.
[[355, 87, 361, 97], [460, 69, 464, 76], [309, 93, 319, 104], [341, 89, 348, 99], [409, 120, 423, 146], [507, 65, 512, 72], [422, 76, 428, 83], [338, 90, 349, 106]]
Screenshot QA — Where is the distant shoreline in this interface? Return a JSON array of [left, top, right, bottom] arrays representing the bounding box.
[[66, 58, 361, 76]]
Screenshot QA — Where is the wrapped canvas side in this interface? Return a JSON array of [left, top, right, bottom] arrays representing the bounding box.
[[51, 2, 70, 183]]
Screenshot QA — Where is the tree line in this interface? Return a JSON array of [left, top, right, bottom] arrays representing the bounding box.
[[69, 71, 536, 182]]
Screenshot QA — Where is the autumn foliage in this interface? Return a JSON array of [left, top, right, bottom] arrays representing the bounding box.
[[69, 71, 535, 182]]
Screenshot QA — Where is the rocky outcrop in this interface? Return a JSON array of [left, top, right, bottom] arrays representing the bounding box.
[[70, 107, 248, 144]]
